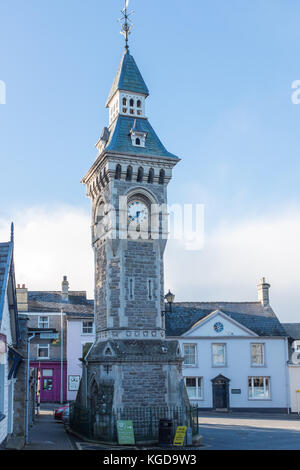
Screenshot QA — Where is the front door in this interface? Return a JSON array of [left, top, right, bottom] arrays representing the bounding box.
[[40, 369, 55, 402], [212, 375, 230, 410]]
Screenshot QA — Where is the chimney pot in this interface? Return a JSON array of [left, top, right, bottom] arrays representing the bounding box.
[[62, 276, 69, 302], [258, 277, 271, 307]]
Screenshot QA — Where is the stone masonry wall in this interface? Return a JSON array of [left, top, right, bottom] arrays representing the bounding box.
[[121, 364, 167, 407], [125, 241, 159, 329]]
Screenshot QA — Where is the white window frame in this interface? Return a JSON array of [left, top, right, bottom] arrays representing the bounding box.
[[37, 344, 50, 359], [212, 343, 227, 367], [38, 316, 49, 329], [82, 321, 94, 335], [251, 343, 265, 367], [183, 344, 197, 367], [184, 377, 203, 400], [248, 376, 271, 400]]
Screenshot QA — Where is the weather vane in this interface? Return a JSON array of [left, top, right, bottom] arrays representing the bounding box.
[[119, 0, 134, 50]]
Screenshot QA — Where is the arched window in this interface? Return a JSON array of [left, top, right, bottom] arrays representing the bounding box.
[[126, 165, 133, 181], [122, 97, 127, 106], [115, 164, 122, 180], [130, 98, 134, 107], [135, 138, 141, 146], [159, 169, 165, 185], [137, 100, 141, 108], [148, 168, 154, 184], [137, 167, 144, 182]]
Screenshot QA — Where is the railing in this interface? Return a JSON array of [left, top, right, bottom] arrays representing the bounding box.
[[69, 403, 199, 443]]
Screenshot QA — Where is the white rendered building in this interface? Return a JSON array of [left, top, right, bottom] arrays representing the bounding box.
[[166, 279, 290, 412]]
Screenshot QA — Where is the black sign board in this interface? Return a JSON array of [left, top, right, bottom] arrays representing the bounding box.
[[231, 389, 241, 394]]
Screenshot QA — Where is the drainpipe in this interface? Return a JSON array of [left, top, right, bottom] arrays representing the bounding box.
[[284, 337, 291, 414], [60, 309, 64, 404], [25, 334, 36, 445]]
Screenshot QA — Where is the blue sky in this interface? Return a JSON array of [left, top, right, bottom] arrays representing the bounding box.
[[1, 0, 300, 320]]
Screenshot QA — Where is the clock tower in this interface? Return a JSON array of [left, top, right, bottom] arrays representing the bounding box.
[[81, 8, 184, 416]]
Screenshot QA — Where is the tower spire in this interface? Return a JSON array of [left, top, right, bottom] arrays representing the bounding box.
[[119, 0, 134, 50]]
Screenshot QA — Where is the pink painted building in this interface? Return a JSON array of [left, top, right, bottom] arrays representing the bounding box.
[[16, 277, 94, 404]]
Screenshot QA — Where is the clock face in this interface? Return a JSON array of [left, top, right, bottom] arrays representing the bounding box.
[[214, 322, 224, 333], [128, 200, 148, 225]]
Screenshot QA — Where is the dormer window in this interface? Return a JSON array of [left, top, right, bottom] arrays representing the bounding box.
[[130, 99, 134, 107], [123, 98, 127, 106], [130, 119, 147, 148], [137, 100, 141, 108]]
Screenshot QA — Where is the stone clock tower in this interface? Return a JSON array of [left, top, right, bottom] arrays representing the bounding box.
[[81, 12, 184, 416]]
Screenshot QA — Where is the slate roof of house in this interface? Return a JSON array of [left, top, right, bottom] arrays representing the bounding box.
[[165, 302, 287, 337], [27, 291, 94, 316], [106, 49, 149, 106], [105, 115, 179, 159], [0, 241, 13, 324], [282, 323, 300, 340]]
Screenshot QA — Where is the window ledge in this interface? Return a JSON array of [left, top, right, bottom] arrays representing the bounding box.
[[248, 398, 272, 401]]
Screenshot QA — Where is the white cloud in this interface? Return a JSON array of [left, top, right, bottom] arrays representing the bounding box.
[[1, 205, 300, 322], [165, 208, 300, 322], [0, 205, 94, 298]]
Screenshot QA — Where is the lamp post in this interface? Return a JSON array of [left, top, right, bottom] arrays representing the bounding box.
[[164, 290, 175, 313], [161, 290, 175, 318]]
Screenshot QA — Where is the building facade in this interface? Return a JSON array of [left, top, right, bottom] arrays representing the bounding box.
[[0, 225, 28, 448], [66, 314, 95, 402], [166, 279, 290, 412], [16, 276, 94, 403], [281, 323, 300, 413]]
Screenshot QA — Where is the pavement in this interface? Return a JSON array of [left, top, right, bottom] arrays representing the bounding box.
[[24, 404, 76, 451], [197, 411, 300, 450], [23, 406, 300, 451]]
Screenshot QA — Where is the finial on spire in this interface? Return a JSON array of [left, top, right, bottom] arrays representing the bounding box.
[[119, 0, 134, 50], [10, 222, 14, 243]]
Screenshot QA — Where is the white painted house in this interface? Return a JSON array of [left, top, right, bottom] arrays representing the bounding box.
[[66, 314, 95, 401], [166, 279, 290, 412], [0, 226, 22, 446], [281, 323, 300, 413]]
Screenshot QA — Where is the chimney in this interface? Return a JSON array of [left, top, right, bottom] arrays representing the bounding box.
[[16, 284, 28, 312], [258, 277, 270, 307], [62, 276, 69, 302]]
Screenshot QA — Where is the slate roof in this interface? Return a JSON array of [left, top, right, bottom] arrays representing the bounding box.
[[0, 241, 13, 324], [282, 323, 300, 340], [105, 115, 179, 159], [28, 291, 94, 316], [106, 49, 149, 106], [165, 303, 287, 338]]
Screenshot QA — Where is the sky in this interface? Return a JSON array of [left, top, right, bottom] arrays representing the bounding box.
[[1, 0, 300, 321]]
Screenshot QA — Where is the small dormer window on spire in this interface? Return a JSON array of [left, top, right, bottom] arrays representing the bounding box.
[[130, 119, 147, 148]]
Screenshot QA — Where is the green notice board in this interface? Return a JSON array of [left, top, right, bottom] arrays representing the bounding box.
[[117, 420, 135, 445]]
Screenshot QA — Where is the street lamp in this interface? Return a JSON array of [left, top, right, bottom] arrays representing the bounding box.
[[162, 290, 175, 316]]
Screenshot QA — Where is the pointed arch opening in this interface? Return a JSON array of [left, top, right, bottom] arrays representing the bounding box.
[[148, 168, 154, 184], [126, 165, 133, 181], [115, 164, 122, 180], [159, 169, 165, 185], [137, 167, 144, 182]]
